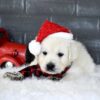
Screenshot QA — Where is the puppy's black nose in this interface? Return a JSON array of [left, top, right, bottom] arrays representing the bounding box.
[[46, 62, 55, 71]]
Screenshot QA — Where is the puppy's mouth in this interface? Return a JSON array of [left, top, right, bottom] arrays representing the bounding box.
[[46, 66, 55, 72], [44, 67, 65, 75], [45, 62, 56, 74], [40, 67, 58, 74], [41, 66, 71, 76], [43, 64, 72, 75], [44, 69, 56, 74]]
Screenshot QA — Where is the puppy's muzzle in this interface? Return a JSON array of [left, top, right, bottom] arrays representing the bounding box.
[[46, 62, 55, 72]]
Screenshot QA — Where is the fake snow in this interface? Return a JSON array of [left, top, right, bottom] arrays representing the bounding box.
[[0, 66, 100, 100]]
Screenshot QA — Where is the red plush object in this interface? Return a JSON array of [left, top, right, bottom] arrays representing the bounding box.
[[29, 20, 73, 56], [36, 20, 72, 42], [0, 28, 26, 67]]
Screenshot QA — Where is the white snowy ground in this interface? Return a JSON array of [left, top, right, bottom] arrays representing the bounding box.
[[0, 66, 100, 100]]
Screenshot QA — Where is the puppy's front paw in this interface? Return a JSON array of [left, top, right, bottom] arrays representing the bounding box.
[[3, 72, 24, 80]]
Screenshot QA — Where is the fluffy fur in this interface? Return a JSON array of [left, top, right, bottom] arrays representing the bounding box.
[[35, 36, 95, 78]]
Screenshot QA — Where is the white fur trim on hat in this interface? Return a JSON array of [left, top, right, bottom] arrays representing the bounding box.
[[29, 40, 41, 56], [49, 32, 73, 40]]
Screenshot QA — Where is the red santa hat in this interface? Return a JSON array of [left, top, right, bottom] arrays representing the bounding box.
[[29, 20, 73, 56]]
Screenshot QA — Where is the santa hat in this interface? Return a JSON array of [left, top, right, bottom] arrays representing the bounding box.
[[29, 20, 73, 56]]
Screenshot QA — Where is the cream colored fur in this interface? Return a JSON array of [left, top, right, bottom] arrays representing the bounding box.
[[37, 36, 95, 77]]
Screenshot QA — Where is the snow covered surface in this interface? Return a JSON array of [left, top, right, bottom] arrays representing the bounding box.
[[0, 66, 100, 100]]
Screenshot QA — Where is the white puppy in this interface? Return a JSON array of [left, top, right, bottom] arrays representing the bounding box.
[[38, 36, 95, 78], [3, 36, 95, 80], [3, 19, 96, 80]]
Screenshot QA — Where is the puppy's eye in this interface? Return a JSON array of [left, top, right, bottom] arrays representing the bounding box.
[[43, 51, 47, 55], [58, 53, 64, 57]]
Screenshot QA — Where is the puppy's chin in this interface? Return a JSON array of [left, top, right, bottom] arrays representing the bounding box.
[[45, 70, 58, 74]]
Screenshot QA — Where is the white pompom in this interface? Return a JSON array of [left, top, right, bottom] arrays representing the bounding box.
[[29, 40, 41, 56]]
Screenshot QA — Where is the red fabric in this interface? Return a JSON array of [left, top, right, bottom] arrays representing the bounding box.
[[19, 65, 70, 80], [36, 20, 72, 42]]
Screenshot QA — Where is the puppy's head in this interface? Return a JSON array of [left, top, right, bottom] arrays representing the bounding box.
[[26, 20, 79, 74], [38, 36, 78, 74]]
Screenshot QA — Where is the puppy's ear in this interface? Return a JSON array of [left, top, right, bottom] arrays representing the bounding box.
[[68, 41, 78, 62]]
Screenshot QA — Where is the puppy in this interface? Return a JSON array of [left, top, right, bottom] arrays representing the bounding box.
[[3, 36, 95, 80], [38, 36, 95, 76], [3, 20, 95, 80]]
